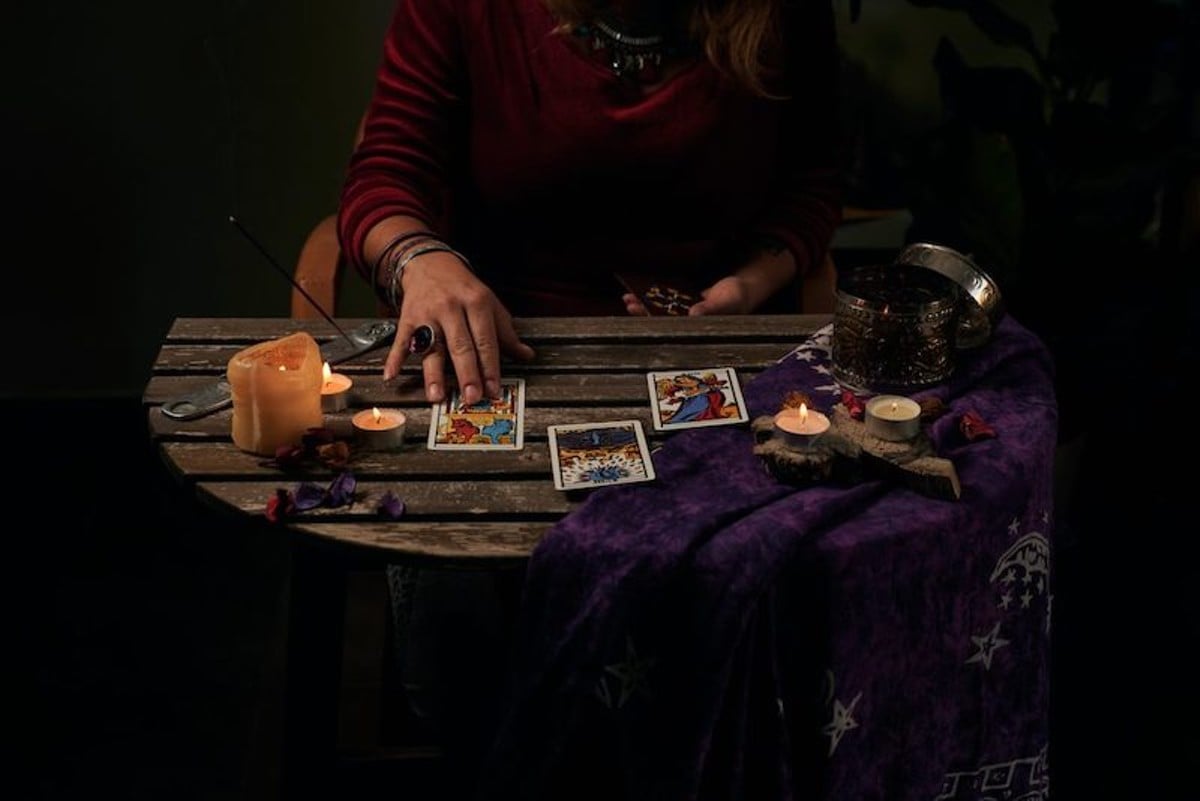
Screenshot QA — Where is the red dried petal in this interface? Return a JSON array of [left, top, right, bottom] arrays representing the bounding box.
[[271, 444, 306, 470], [265, 488, 294, 523], [840, 389, 866, 420], [959, 410, 997, 442]]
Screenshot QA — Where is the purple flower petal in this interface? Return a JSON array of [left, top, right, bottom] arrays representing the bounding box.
[[326, 470, 358, 508], [293, 482, 327, 511], [376, 490, 406, 520]]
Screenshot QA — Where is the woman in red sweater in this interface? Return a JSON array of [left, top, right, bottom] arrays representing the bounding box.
[[338, 0, 845, 406]]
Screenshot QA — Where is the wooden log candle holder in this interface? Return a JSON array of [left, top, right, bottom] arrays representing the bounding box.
[[752, 403, 961, 501]]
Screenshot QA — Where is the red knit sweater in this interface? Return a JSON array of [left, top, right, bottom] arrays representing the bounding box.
[[338, 0, 845, 316]]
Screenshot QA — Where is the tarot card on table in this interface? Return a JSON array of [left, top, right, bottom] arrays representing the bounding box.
[[646, 367, 748, 431], [547, 420, 656, 491], [427, 378, 525, 450]]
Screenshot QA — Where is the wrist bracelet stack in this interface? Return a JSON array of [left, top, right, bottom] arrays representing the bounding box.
[[371, 230, 474, 313]]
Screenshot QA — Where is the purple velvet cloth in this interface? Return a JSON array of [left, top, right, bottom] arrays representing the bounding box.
[[478, 316, 1058, 801]]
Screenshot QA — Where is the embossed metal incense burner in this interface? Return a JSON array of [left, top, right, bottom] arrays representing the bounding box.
[[830, 243, 1004, 393]]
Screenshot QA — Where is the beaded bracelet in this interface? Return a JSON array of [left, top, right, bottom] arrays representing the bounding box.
[[385, 241, 475, 313]]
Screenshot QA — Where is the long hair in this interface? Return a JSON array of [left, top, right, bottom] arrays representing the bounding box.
[[543, 0, 784, 97]]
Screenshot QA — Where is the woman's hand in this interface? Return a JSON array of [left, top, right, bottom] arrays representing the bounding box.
[[687, 276, 754, 315], [381, 251, 535, 405]]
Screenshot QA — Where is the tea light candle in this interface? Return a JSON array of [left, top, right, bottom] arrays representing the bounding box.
[[352, 407, 406, 451], [320, 362, 353, 412], [774, 404, 830, 450], [865, 395, 922, 441]]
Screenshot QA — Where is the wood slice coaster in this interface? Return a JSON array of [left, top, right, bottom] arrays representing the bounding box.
[[752, 403, 960, 501]]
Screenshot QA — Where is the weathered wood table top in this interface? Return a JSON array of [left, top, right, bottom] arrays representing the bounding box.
[[145, 315, 831, 566]]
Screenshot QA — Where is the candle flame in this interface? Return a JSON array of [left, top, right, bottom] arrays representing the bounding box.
[[890, 401, 898, 413], [371, 407, 382, 423], [799, 403, 808, 423], [278, 365, 286, 371], [323, 362, 332, 382]]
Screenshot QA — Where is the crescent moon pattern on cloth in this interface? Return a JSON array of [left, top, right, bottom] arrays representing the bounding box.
[[934, 745, 1049, 801], [989, 523, 1051, 613]]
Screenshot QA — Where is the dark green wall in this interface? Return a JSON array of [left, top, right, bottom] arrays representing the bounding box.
[[6, 1, 391, 399]]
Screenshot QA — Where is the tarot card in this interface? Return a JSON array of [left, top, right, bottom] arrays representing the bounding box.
[[547, 420, 656, 491], [646, 368, 748, 431], [614, 272, 702, 316], [427, 378, 525, 450]]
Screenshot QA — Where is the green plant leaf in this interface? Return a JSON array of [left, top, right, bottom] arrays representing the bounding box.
[[906, 0, 1042, 67]]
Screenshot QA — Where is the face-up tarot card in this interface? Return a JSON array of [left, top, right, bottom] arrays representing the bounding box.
[[547, 420, 656, 491], [427, 378, 525, 450], [614, 273, 703, 316], [646, 367, 748, 431]]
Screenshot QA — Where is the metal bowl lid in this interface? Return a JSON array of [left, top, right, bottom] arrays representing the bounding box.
[[893, 242, 1005, 348]]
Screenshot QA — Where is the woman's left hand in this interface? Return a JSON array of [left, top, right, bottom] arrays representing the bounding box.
[[687, 276, 753, 315]]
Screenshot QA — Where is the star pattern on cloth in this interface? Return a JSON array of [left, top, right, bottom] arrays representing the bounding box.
[[822, 691, 862, 756], [965, 621, 1011, 671], [594, 636, 656, 710], [780, 325, 832, 364]]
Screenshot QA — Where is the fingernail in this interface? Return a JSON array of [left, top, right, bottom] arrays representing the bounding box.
[[486, 379, 500, 398], [382, 366, 395, 382], [428, 383, 441, 402], [464, 383, 479, 404]]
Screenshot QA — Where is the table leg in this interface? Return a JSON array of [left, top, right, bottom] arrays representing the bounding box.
[[281, 538, 347, 800]]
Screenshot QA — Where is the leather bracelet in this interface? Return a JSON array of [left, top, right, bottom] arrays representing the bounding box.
[[386, 242, 475, 313]]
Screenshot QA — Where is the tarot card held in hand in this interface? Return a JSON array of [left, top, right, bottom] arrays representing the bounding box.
[[547, 420, 656, 491], [427, 379, 525, 450], [646, 368, 749, 431], [615, 272, 702, 316]]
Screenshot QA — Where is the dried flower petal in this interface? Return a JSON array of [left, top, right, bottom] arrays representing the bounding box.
[[293, 482, 327, 511], [376, 490, 406, 520], [270, 444, 306, 470], [781, 391, 813, 411], [326, 470, 358, 508], [959, 410, 997, 442], [265, 488, 294, 523], [919, 397, 948, 421], [302, 427, 335, 450], [316, 441, 351, 469], [840, 389, 865, 420]]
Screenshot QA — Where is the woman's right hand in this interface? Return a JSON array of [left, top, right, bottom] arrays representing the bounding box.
[[381, 251, 535, 405]]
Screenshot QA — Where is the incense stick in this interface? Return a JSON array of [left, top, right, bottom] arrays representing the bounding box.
[[228, 214, 352, 343]]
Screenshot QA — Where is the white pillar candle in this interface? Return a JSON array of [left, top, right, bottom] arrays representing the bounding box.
[[865, 395, 922, 441], [352, 407, 406, 451]]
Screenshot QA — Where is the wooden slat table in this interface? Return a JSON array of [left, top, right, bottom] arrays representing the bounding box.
[[144, 314, 830, 798]]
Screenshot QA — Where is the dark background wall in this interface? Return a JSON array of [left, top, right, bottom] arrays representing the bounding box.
[[3, 0, 1066, 401], [5, 0, 388, 400], [5, 1, 1196, 799]]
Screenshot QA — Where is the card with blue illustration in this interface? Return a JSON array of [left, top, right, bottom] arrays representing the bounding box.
[[646, 367, 748, 431], [427, 378, 525, 450], [547, 420, 656, 491]]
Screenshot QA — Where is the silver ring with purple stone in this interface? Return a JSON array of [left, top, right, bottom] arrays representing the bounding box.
[[407, 324, 438, 357]]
